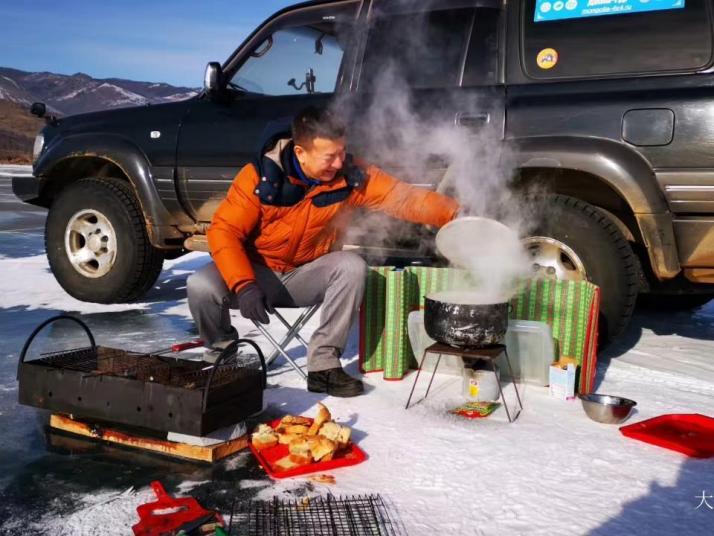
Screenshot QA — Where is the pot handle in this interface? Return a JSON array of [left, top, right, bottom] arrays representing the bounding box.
[[17, 315, 96, 378], [202, 338, 267, 413]]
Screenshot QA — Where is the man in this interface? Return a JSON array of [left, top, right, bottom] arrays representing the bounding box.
[[187, 106, 459, 397]]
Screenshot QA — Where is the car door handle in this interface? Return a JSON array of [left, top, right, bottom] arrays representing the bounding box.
[[456, 112, 490, 128]]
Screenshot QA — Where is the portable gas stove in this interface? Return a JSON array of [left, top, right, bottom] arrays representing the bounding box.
[[17, 315, 267, 436]]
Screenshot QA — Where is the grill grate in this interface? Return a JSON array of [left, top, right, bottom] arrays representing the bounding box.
[[226, 495, 405, 536], [32, 345, 249, 390]]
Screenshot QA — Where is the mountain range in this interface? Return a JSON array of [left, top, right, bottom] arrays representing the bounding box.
[[0, 67, 199, 163]]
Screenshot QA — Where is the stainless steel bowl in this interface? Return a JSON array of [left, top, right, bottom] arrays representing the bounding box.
[[578, 393, 637, 424]]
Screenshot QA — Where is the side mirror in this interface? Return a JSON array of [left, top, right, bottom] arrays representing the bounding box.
[[30, 102, 46, 118], [203, 62, 223, 94]]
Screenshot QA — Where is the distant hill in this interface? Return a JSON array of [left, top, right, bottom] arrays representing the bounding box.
[[0, 67, 199, 163], [0, 100, 44, 164]]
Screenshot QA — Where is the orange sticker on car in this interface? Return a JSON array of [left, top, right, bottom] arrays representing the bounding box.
[[536, 48, 559, 70]]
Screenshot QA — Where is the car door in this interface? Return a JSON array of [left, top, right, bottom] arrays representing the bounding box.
[[342, 0, 506, 256], [176, 1, 363, 222]]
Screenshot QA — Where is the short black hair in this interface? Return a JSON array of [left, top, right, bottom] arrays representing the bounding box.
[[291, 106, 346, 148]]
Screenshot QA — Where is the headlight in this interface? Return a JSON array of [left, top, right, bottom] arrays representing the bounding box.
[[32, 134, 45, 162]]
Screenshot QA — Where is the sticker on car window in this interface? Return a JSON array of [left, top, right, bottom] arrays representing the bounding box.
[[536, 48, 559, 69], [534, 0, 685, 22]]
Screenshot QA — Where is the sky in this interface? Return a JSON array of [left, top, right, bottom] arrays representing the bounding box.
[[0, 0, 299, 88]]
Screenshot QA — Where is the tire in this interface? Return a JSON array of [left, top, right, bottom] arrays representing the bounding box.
[[525, 195, 639, 343], [638, 293, 713, 310], [45, 178, 164, 303]]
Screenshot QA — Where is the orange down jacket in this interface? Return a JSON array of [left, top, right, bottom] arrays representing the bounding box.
[[207, 139, 460, 293]]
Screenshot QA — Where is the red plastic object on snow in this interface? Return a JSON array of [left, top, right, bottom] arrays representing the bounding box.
[[619, 413, 714, 458], [132, 481, 223, 535], [250, 419, 367, 479]]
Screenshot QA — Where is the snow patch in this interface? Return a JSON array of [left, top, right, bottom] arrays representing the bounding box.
[[91, 83, 148, 105], [1, 76, 21, 89], [161, 91, 198, 102]]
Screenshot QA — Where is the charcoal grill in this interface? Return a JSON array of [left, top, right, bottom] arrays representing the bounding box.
[[17, 315, 267, 436]]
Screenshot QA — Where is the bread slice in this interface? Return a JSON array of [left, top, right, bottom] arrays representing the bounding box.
[[311, 437, 337, 462], [251, 424, 278, 450], [254, 423, 274, 435], [278, 432, 304, 445], [288, 453, 313, 466], [274, 455, 301, 472], [318, 422, 351, 448], [251, 433, 278, 450], [307, 403, 332, 436], [336, 425, 351, 447], [288, 437, 313, 460], [282, 424, 310, 435], [279, 415, 312, 427]]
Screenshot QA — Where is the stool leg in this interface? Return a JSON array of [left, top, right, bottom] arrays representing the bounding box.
[[253, 322, 307, 380], [273, 307, 318, 350], [405, 349, 430, 410], [503, 349, 524, 413], [266, 307, 319, 366]]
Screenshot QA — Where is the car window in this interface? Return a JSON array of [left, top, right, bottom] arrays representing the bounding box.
[[360, 8, 475, 89], [522, 0, 712, 79], [230, 22, 350, 96]]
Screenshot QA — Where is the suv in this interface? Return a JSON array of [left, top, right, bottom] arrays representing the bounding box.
[[12, 0, 714, 341]]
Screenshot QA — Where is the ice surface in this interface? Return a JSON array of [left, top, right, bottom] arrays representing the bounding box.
[[1, 166, 713, 534]]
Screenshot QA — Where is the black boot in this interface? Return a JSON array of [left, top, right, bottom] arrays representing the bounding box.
[[307, 367, 364, 397]]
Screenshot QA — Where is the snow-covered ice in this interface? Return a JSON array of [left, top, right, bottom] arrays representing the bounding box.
[[0, 172, 712, 534]]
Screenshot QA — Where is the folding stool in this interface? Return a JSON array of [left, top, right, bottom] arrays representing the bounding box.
[[250, 303, 321, 380]]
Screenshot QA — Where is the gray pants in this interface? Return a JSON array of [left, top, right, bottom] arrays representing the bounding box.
[[187, 251, 367, 372]]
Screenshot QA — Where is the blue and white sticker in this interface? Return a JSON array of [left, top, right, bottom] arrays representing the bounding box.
[[534, 0, 685, 22]]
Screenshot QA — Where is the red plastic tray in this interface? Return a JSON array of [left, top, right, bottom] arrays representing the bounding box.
[[619, 413, 714, 458], [249, 419, 367, 479]]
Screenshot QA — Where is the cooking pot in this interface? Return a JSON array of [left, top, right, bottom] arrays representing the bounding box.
[[424, 290, 509, 348]]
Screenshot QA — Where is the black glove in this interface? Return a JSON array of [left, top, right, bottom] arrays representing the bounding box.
[[235, 283, 274, 324]]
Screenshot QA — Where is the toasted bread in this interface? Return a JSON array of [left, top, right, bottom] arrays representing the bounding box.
[[308, 474, 336, 484], [251, 424, 278, 450], [283, 424, 310, 435], [274, 455, 301, 472], [278, 432, 305, 445], [318, 422, 351, 447], [307, 403, 332, 436], [279, 415, 312, 427], [288, 437, 313, 460], [288, 454, 313, 466], [311, 437, 337, 462], [251, 433, 278, 450], [254, 423, 274, 435]]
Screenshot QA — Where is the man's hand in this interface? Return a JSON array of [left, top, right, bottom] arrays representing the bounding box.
[[235, 283, 274, 324]]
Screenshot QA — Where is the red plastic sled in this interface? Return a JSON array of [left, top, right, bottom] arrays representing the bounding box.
[[619, 413, 714, 458], [132, 481, 223, 535], [250, 418, 367, 479]]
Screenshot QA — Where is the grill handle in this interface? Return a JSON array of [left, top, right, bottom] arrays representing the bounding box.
[[202, 338, 267, 413], [18, 315, 97, 379]]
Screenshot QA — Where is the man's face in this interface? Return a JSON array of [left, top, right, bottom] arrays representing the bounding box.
[[294, 136, 346, 182]]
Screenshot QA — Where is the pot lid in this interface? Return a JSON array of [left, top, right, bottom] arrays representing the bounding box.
[[435, 216, 522, 269]]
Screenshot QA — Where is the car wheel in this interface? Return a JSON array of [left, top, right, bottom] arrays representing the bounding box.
[[524, 194, 639, 342], [45, 178, 164, 303]]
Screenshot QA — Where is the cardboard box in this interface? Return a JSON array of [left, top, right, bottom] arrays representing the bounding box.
[[549, 362, 577, 400]]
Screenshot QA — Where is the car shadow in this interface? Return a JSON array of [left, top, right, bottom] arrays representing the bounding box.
[[593, 300, 714, 391], [588, 455, 714, 535]]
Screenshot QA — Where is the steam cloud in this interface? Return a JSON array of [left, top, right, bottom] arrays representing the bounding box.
[[329, 7, 536, 302]]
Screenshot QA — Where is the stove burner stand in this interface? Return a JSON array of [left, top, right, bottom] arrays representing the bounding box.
[[405, 342, 523, 422]]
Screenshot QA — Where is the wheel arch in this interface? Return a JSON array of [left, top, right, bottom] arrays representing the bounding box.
[[512, 136, 680, 281], [35, 133, 185, 248]]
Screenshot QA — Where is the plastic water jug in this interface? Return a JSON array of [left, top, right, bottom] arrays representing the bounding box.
[[501, 319, 555, 385]]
